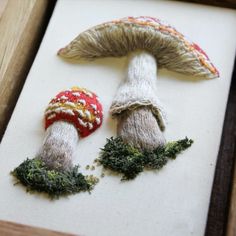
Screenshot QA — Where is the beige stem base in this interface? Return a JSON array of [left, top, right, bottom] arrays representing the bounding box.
[[37, 121, 79, 171], [117, 107, 166, 150]]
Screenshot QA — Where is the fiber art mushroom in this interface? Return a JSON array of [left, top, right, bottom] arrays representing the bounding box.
[[12, 87, 103, 198], [58, 16, 219, 180]]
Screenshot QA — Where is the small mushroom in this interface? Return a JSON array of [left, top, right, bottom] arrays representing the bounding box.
[[42, 87, 103, 170], [57, 16, 218, 179], [12, 87, 103, 198]]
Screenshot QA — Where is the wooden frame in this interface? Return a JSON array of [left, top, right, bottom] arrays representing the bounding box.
[[0, 0, 56, 140], [0, 220, 74, 236], [206, 61, 236, 236], [0, 0, 235, 235], [178, 0, 236, 9]]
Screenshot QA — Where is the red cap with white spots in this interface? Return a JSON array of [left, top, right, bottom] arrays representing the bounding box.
[[45, 87, 103, 137]]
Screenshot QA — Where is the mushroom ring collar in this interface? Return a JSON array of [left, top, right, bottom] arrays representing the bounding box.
[[12, 87, 103, 198], [58, 16, 219, 180]]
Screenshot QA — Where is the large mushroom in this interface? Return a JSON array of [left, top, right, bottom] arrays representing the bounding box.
[[12, 87, 103, 198], [58, 16, 219, 179]]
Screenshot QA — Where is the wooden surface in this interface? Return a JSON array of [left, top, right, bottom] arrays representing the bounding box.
[[177, 0, 236, 8], [175, 1, 236, 234], [0, 0, 60, 234], [0, 220, 75, 236], [0, 0, 8, 16], [226, 65, 236, 236], [205, 62, 236, 236], [0, 0, 55, 140]]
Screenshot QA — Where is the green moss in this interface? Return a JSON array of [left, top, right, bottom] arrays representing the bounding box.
[[11, 158, 98, 199], [99, 137, 193, 180]]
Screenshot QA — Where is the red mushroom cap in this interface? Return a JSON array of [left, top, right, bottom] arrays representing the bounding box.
[[45, 87, 103, 137]]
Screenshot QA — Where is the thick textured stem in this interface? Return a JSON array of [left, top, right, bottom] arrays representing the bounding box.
[[117, 107, 165, 150], [116, 51, 166, 150], [37, 121, 79, 171]]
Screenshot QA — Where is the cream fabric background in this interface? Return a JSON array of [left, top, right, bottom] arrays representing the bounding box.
[[0, 1, 236, 235]]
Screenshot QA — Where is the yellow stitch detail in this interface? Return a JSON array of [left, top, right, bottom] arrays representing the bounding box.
[[122, 18, 215, 74]]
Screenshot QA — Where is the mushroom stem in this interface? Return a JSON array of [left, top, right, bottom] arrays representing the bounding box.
[[126, 50, 157, 85], [114, 50, 166, 150], [117, 107, 165, 150], [37, 121, 79, 171]]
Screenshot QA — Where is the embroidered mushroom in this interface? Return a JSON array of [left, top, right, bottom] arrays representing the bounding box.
[[58, 16, 218, 179], [12, 87, 103, 198], [58, 16, 219, 79]]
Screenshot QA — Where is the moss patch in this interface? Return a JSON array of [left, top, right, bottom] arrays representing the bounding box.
[[11, 158, 98, 199], [99, 137, 193, 180]]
